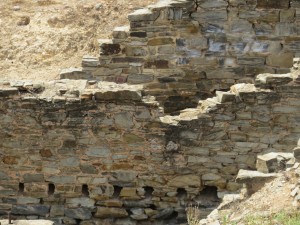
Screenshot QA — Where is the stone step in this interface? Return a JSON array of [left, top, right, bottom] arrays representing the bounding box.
[[60, 68, 92, 80], [256, 152, 294, 173], [113, 26, 130, 40]]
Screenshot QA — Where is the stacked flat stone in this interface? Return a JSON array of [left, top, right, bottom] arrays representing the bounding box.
[[0, 68, 299, 224], [61, 0, 300, 112]]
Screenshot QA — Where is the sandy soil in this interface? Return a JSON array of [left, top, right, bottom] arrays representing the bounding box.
[[0, 0, 155, 81], [222, 170, 299, 223]]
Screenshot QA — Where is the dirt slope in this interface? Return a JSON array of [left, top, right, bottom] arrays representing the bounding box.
[[0, 0, 155, 81], [220, 169, 299, 224]]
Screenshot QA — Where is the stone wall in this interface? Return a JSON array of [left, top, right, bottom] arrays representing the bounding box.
[[61, 0, 300, 112], [0, 67, 299, 224]]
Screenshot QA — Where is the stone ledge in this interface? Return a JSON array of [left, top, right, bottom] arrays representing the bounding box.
[[255, 73, 294, 88], [0, 220, 54, 225], [0, 80, 153, 104]]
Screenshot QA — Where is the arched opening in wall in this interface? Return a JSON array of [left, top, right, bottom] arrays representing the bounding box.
[[48, 183, 55, 196], [176, 188, 187, 200], [82, 184, 89, 197], [197, 186, 220, 207], [143, 186, 154, 198], [164, 210, 179, 222], [18, 183, 24, 194], [112, 185, 122, 198]]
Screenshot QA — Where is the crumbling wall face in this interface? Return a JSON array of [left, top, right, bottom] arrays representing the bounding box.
[[61, 0, 300, 112], [0, 72, 299, 224], [0, 88, 179, 224]]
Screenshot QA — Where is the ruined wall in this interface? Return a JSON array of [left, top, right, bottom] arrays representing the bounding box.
[[61, 0, 300, 112], [0, 68, 299, 224]]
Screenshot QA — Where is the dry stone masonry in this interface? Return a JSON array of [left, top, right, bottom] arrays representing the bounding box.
[[61, 0, 300, 113], [0, 64, 299, 224], [0, 0, 300, 224]]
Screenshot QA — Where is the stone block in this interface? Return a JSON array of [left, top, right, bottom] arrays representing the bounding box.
[[256, 152, 293, 173], [101, 199, 123, 207], [275, 23, 299, 36], [125, 46, 147, 57], [266, 52, 294, 67], [256, 0, 289, 9], [47, 176, 76, 184], [99, 39, 121, 56], [128, 8, 160, 22], [120, 188, 138, 198], [50, 205, 65, 217], [86, 146, 111, 158], [258, 10, 279, 23], [294, 147, 300, 161], [127, 74, 154, 84], [255, 73, 293, 88], [66, 198, 95, 208], [0, 87, 19, 97], [168, 8, 183, 20], [94, 90, 142, 101], [231, 19, 253, 33], [82, 56, 100, 67], [192, 9, 227, 22], [280, 9, 296, 22], [113, 26, 129, 39], [202, 173, 222, 181], [95, 207, 128, 218], [65, 208, 93, 220], [148, 38, 174, 46], [80, 164, 98, 174], [115, 112, 134, 129], [168, 175, 201, 187], [130, 208, 148, 220], [237, 57, 265, 66], [23, 174, 44, 183], [12, 205, 50, 216], [60, 157, 80, 167], [17, 197, 40, 204], [199, 0, 228, 8], [60, 68, 90, 80]]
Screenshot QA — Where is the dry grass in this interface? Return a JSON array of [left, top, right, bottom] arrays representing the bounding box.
[[186, 205, 201, 225]]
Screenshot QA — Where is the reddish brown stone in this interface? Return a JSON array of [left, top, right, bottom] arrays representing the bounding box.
[[144, 60, 169, 69], [257, 0, 289, 9], [2, 156, 18, 165], [40, 149, 53, 158], [100, 43, 121, 56]]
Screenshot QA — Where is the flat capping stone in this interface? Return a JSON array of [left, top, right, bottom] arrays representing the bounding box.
[[235, 169, 278, 183], [128, 8, 160, 22], [255, 73, 293, 88], [256, 0, 290, 9], [0, 87, 19, 97]]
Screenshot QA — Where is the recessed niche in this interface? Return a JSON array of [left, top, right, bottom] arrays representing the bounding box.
[[18, 183, 25, 194], [112, 185, 122, 198], [177, 188, 187, 200], [144, 186, 154, 198], [48, 183, 55, 196], [82, 184, 90, 197]]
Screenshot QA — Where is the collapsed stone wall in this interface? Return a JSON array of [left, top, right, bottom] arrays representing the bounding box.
[[0, 67, 299, 224], [61, 0, 300, 112]]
